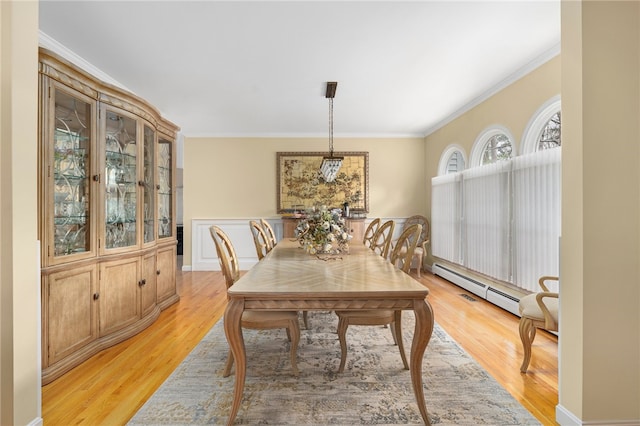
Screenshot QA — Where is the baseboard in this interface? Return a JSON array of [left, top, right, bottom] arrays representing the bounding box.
[[556, 404, 640, 425], [26, 417, 43, 426]]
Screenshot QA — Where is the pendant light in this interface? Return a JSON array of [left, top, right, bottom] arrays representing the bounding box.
[[320, 81, 342, 182]]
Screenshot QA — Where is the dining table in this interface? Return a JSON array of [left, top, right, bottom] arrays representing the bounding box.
[[223, 239, 434, 425]]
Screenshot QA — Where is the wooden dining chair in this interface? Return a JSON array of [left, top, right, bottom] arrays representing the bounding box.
[[209, 225, 300, 377], [249, 220, 270, 260], [335, 223, 422, 373], [519, 275, 559, 373], [369, 219, 395, 258], [362, 217, 381, 248], [260, 218, 277, 251], [392, 215, 430, 277]]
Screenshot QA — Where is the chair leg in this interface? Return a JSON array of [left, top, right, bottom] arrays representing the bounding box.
[[519, 317, 537, 373], [289, 319, 300, 377], [416, 253, 423, 278], [337, 317, 349, 373], [393, 310, 409, 370], [223, 350, 234, 377]]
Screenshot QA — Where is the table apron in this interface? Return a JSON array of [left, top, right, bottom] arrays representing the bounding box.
[[241, 298, 419, 310]]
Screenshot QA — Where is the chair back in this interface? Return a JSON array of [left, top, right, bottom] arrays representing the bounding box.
[[209, 225, 240, 289], [249, 220, 270, 260], [363, 218, 381, 248], [370, 220, 395, 258], [403, 215, 430, 247], [260, 218, 277, 251], [390, 223, 422, 273]]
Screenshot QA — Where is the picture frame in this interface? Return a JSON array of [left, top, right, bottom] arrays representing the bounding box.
[[277, 151, 369, 214]]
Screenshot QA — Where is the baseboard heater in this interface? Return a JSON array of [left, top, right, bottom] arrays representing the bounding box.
[[432, 263, 521, 317], [432, 263, 488, 299]]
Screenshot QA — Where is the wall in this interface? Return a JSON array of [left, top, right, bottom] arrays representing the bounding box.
[[0, 1, 41, 424], [182, 137, 425, 267], [559, 1, 640, 423], [424, 55, 561, 267]]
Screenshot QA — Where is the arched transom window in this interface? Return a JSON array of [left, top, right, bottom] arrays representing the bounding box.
[[481, 133, 513, 165], [538, 111, 561, 151]]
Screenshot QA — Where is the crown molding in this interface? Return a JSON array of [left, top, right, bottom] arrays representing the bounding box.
[[38, 31, 132, 93]]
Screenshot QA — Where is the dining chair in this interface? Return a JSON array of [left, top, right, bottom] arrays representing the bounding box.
[[362, 217, 381, 248], [260, 218, 277, 251], [391, 215, 430, 277], [209, 225, 300, 377], [249, 220, 270, 260], [335, 223, 422, 373], [369, 219, 395, 258], [518, 275, 559, 373]]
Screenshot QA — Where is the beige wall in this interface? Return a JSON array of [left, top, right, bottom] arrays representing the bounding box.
[[561, 1, 640, 422], [182, 137, 426, 265], [0, 1, 41, 424]]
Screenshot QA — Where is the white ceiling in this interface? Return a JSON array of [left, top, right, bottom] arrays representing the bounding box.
[[38, 1, 560, 138]]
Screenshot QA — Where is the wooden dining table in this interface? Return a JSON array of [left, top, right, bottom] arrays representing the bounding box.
[[223, 239, 435, 425]]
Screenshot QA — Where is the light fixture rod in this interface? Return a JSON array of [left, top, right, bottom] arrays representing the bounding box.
[[325, 81, 337, 99]]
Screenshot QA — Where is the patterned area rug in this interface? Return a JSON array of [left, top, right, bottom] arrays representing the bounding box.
[[129, 311, 539, 425]]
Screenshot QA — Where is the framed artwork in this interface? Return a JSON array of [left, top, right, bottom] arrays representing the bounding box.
[[277, 151, 369, 214]]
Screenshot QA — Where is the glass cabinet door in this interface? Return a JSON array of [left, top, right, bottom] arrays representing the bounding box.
[[157, 137, 172, 239], [104, 110, 138, 250], [143, 125, 155, 244], [51, 86, 93, 258]]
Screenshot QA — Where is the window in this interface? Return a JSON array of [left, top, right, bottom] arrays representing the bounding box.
[[438, 145, 466, 175], [521, 95, 561, 154], [538, 111, 561, 151], [481, 133, 513, 165], [470, 126, 515, 167]]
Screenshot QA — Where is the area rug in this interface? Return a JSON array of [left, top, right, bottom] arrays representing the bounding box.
[[129, 311, 539, 425]]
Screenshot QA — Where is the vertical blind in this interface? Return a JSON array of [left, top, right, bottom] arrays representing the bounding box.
[[431, 173, 462, 264], [512, 148, 561, 292], [431, 147, 561, 292]]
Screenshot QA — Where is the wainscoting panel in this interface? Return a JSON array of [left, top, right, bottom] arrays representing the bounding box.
[[192, 219, 261, 271], [191, 217, 407, 272]]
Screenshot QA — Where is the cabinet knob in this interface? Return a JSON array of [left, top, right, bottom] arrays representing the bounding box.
[[92, 174, 100, 182], [156, 269, 161, 275], [156, 184, 161, 190], [138, 180, 145, 187], [93, 292, 100, 300], [138, 279, 147, 286]]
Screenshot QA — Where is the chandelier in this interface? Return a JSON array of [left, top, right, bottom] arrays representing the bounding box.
[[320, 81, 343, 182]]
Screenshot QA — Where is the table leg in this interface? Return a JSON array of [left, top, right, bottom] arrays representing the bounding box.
[[411, 299, 434, 425], [224, 298, 245, 426]]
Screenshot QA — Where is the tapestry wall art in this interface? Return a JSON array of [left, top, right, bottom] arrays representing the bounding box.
[[277, 152, 369, 214]]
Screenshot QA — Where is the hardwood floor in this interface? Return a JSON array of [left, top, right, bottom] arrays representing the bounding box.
[[42, 262, 558, 425]]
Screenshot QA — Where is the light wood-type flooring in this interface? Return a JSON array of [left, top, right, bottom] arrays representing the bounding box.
[[42, 260, 558, 425]]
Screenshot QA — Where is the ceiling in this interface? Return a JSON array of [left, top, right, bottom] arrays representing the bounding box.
[[38, 1, 560, 138]]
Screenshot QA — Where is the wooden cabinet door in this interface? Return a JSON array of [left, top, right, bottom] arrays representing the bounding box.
[[141, 252, 157, 317], [99, 257, 140, 336], [347, 218, 365, 243], [282, 218, 299, 238], [156, 245, 176, 304], [44, 265, 98, 366]]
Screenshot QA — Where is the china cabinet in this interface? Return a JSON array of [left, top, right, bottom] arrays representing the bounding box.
[[38, 48, 179, 384]]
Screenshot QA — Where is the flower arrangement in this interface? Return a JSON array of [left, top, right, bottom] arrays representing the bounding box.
[[295, 206, 352, 255]]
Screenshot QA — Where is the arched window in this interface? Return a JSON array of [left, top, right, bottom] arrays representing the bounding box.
[[521, 95, 561, 154], [538, 111, 561, 150], [470, 126, 515, 167], [438, 145, 466, 175]]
